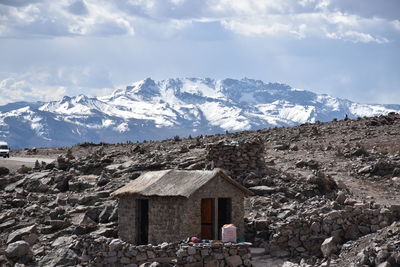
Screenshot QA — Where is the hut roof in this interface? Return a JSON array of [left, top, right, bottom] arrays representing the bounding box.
[[111, 168, 253, 198]]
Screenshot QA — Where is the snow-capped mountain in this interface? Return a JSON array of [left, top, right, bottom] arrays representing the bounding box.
[[1, 78, 399, 149]]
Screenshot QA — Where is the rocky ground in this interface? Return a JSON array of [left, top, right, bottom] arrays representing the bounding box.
[[1, 113, 400, 266]]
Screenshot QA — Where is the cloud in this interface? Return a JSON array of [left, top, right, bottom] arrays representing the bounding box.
[[326, 0, 400, 20], [0, 66, 115, 105], [0, 0, 135, 37], [326, 30, 389, 44], [0, 77, 67, 105], [0, 0, 398, 43], [221, 19, 307, 39], [0, 0, 41, 7], [208, 1, 397, 43], [67, 0, 88, 16], [393, 20, 400, 32]]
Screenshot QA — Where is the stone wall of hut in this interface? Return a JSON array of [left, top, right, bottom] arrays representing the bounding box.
[[148, 197, 184, 244], [118, 196, 137, 244]]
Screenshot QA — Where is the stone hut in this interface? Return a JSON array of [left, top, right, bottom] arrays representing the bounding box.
[[111, 168, 253, 245]]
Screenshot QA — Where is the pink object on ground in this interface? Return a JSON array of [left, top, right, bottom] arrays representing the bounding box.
[[222, 224, 237, 242], [191, 237, 200, 243]]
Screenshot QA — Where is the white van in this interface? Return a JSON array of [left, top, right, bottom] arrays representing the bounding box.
[[0, 141, 10, 158]]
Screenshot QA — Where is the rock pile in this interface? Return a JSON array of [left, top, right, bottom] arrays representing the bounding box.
[[205, 139, 265, 182], [332, 222, 400, 267], [246, 189, 400, 262]]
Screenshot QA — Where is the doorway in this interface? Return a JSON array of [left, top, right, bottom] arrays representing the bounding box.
[[201, 198, 214, 240], [137, 199, 149, 245], [218, 198, 232, 239]]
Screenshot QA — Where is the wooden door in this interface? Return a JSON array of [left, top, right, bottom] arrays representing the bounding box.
[[201, 198, 214, 240]]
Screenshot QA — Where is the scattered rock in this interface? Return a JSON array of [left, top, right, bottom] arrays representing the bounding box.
[[7, 224, 37, 244], [5, 240, 31, 260], [38, 247, 78, 267], [321, 237, 338, 258], [0, 166, 10, 176], [17, 165, 31, 174]]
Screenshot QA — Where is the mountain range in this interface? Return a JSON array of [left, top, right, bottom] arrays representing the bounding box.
[[1, 77, 399, 149]]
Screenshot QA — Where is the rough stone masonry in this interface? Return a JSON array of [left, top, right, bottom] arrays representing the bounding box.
[[205, 139, 265, 183], [78, 235, 252, 267]]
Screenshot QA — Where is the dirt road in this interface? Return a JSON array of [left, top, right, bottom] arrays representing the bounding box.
[[0, 157, 55, 172]]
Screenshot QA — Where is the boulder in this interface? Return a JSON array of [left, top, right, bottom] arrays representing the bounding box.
[[51, 236, 75, 247], [17, 165, 31, 174], [24, 179, 49, 193], [0, 219, 16, 231], [0, 166, 10, 176], [38, 247, 78, 267], [375, 250, 390, 265], [310, 222, 321, 233], [308, 173, 337, 194], [320, 237, 338, 258], [85, 206, 104, 222], [71, 213, 97, 235], [56, 156, 71, 171], [7, 224, 37, 244], [376, 262, 391, 267], [248, 186, 278, 195], [97, 174, 110, 186], [5, 177, 27, 192], [54, 175, 71, 192], [356, 250, 371, 266], [296, 159, 319, 169], [99, 206, 113, 223], [226, 255, 243, 267], [108, 206, 118, 222], [273, 144, 290, 150], [289, 144, 299, 151], [69, 181, 94, 192], [335, 191, 347, 205], [5, 241, 31, 259]]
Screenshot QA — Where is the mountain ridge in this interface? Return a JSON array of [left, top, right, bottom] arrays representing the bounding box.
[[1, 77, 399, 148]]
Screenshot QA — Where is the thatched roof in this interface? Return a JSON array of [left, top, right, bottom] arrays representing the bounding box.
[[111, 168, 253, 198]]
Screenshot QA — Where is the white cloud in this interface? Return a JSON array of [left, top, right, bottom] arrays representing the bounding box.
[[207, 1, 396, 43], [393, 20, 400, 32], [0, 0, 397, 43], [0, 66, 115, 105], [221, 19, 307, 39], [0, 77, 67, 105], [0, 0, 135, 37], [326, 31, 389, 44]]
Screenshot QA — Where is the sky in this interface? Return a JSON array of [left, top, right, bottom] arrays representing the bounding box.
[[0, 0, 399, 105]]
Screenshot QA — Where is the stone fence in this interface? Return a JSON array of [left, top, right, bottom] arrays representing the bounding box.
[[248, 202, 400, 259], [205, 139, 265, 182], [78, 235, 252, 267]]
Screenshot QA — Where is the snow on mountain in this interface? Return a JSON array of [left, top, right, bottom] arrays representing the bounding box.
[[1, 78, 399, 148]]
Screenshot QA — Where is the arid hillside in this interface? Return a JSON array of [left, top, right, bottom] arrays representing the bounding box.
[[1, 113, 399, 266]]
